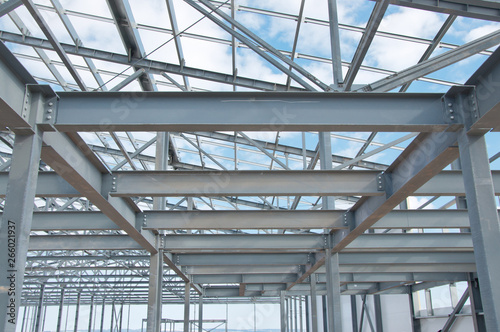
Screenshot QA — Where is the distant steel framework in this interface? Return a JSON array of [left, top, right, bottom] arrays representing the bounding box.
[[0, 0, 500, 332]]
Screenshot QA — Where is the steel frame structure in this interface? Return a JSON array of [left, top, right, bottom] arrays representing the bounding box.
[[1, 0, 500, 331]]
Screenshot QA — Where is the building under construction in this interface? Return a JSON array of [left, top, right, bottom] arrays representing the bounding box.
[[1, 0, 500, 331]]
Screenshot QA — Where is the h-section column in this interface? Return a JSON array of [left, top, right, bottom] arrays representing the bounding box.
[[458, 131, 500, 331]]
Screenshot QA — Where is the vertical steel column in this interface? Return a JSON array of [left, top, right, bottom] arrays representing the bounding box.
[[321, 297, 327, 332], [20, 306, 27, 332], [305, 296, 310, 332], [310, 275, 318, 332], [119, 304, 123, 332], [88, 295, 94, 332], [408, 289, 421, 332], [468, 273, 486, 331], [280, 291, 287, 332], [184, 282, 190, 332], [56, 288, 66, 332], [458, 131, 500, 331], [374, 295, 383, 332], [34, 284, 45, 332], [147, 245, 163, 332], [350, 296, 358, 332], [110, 302, 115, 332], [293, 296, 299, 332], [198, 291, 203, 332], [299, 296, 303, 332], [74, 292, 81, 332], [100, 300, 105, 332], [325, 249, 342, 332], [287, 298, 291, 332], [0, 101, 43, 331]]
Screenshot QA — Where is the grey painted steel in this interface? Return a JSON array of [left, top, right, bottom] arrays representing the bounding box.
[[184, 0, 324, 92], [281, 291, 287, 332], [47, 91, 451, 132], [384, 0, 500, 22], [325, 250, 342, 332], [319, 132, 334, 209], [344, 0, 390, 90], [198, 291, 203, 332], [41, 132, 156, 253], [458, 131, 500, 331], [3, 170, 500, 198], [33, 284, 44, 332], [400, 14, 457, 92], [350, 296, 358, 332], [74, 292, 81, 332], [183, 282, 190, 332], [441, 286, 469, 332], [468, 274, 486, 332], [374, 294, 383, 332], [88, 296, 94, 332], [0, 0, 22, 17], [0, 128, 43, 331], [112, 170, 381, 197], [0, 31, 301, 92], [21, 0, 87, 91], [106, 0, 157, 92], [147, 250, 162, 332], [56, 288, 65, 332], [361, 29, 500, 92], [327, 0, 343, 85]]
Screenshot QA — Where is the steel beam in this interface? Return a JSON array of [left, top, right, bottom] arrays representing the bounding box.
[[2, 170, 499, 199], [45, 91, 451, 132], [361, 29, 500, 92], [383, 0, 500, 22], [0, 0, 22, 17], [0, 30, 301, 92], [183, 282, 190, 332]]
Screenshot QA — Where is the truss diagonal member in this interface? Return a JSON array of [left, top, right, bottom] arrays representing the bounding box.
[[0, 0, 21, 17], [196, 0, 332, 91], [286, 0, 306, 90], [361, 28, 500, 92], [183, 0, 321, 91], [237, 132, 290, 170], [21, 0, 88, 91], [399, 14, 457, 92], [7, 10, 71, 91], [50, 0, 109, 91], [106, 0, 157, 92], [344, 0, 390, 90], [165, 0, 191, 90]]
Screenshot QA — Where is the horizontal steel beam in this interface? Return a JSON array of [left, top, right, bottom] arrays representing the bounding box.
[[2, 170, 500, 198], [385, 0, 500, 22], [1, 208, 475, 231], [0, 30, 303, 92], [159, 233, 472, 252], [28, 235, 143, 251], [42, 91, 453, 132]]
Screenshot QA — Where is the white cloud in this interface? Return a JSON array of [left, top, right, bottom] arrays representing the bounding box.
[[464, 23, 500, 42]]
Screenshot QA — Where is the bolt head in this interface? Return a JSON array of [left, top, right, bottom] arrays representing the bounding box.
[[448, 103, 452, 107], [48, 102, 53, 106], [46, 115, 52, 120], [449, 109, 454, 113], [450, 115, 455, 120]]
